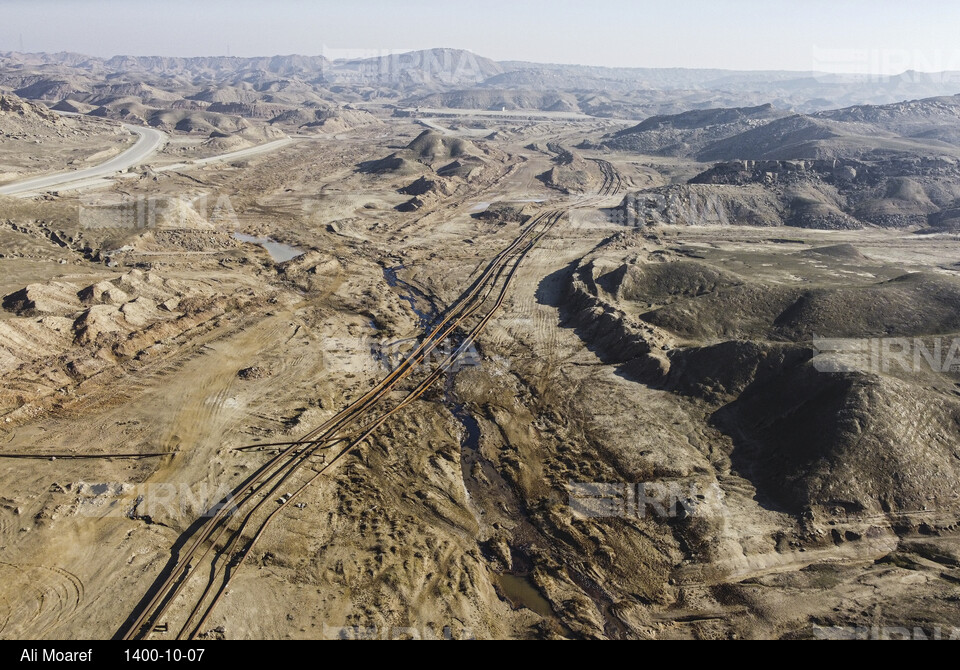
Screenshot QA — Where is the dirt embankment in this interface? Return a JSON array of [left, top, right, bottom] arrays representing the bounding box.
[[534, 144, 599, 195], [0, 269, 276, 419], [560, 236, 960, 525], [613, 157, 960, 231]]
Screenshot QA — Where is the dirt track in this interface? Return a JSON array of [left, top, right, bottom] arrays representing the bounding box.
[[2, 115, 960, 640]]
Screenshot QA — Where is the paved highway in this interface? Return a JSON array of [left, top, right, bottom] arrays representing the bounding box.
[[153, 137, 294, 173], [0, 125, 167, 197]]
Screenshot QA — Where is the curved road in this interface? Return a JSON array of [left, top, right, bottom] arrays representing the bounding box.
[[153, 137, 294, 173], [0, 124, 167, 197]]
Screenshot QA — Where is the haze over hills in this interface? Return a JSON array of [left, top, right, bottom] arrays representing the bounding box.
[[3, 48, 960, 119], [5, 38, 960, 641], [7, 46, 960, 233]]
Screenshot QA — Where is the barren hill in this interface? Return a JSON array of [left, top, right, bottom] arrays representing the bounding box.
[[600, 103, 789, 157]]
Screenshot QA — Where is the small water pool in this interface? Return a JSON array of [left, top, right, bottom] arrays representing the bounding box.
[[233, 232, 304, 263], [495, 573, 554, 618]]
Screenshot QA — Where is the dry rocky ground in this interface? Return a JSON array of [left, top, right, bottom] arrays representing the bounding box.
[[0, 94, 135, 185], [1, 102, 959, 640]]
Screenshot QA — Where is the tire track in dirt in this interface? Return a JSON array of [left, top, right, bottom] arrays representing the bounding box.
[[147, 315, 291, 482], [0, 561, 84, 638], [0, 499, 17, 539]]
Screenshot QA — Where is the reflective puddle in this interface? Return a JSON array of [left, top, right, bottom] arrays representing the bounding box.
[[494, 573, 554, 618], [233, 232, 304, 263]]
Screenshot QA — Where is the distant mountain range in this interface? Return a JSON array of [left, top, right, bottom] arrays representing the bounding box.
[[2, 48, 959, 117]]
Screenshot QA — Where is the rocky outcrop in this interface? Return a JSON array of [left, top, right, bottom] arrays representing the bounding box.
[[0, 269, 267, 414], [561, 240, 960, 524]]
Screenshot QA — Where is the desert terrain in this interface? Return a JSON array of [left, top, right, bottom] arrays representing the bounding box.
[[1, 49, 959, 640]]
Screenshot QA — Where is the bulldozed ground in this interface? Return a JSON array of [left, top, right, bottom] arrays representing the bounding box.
[[1, 109, 960, 641]]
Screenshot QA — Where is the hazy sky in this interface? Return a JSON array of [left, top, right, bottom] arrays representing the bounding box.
[[1, 0, 959, 74]]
